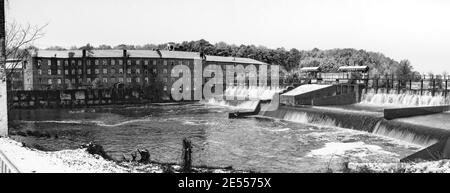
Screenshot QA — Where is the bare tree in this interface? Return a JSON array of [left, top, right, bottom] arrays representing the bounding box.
[[5, 21, 47, 77]]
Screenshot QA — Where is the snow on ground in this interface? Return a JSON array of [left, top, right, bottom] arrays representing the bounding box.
[[348, 160, 450, 173], [0, 137, 133, 173], [0, 137, 244, 173]]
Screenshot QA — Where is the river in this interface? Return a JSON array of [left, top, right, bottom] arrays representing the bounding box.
[[8, 102, 421, 172]]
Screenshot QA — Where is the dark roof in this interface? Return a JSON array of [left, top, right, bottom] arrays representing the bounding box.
[[34, 50, 267, 65]]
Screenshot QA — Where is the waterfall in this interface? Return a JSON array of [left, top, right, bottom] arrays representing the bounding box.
[[361, 89, 449, 106], [203, 98, 260, 110], [224, 86, 284, 101], [203, 86, 284, 110], [261, 106, 450, 146]]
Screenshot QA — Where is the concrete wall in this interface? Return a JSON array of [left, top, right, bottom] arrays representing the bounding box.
[[312, 92, 357, 106], [384, 105, 450, 120], [280, 85, 337, 106]]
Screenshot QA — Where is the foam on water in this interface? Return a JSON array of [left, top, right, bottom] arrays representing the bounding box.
[[307, 142, 398, 158]]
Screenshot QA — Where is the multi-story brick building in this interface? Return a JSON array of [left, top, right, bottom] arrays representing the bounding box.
[[24, 49, 272, 100], [6, 59, 25, 91]]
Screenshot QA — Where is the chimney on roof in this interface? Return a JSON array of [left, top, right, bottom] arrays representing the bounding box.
[[156, 49, 162, 58], [68, 52, 75, 58], [199, 52, 206, 60], [82, 49, 86, 58], [123, 49, 128, 57]]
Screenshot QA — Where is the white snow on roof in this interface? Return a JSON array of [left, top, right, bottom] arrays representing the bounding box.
[[281, 84, 332, 96]]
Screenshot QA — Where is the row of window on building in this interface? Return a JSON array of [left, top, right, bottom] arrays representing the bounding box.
[[37, 68, 169, 76], [37, 59, 191, 67], [39, 76, 171, 85]]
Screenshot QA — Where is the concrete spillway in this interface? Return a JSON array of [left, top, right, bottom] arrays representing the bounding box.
[[260, 105, 450, 147]]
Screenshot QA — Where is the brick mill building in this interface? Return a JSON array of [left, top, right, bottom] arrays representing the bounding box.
[[23, 49, 270, 101]]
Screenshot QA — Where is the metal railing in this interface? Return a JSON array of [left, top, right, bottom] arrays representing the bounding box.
[[0, 150, 20, 173]]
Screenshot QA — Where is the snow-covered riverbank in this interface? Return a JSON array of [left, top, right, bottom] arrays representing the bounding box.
[[0, 137, 134, 173], [347, 161, 450, 173], [0, 137, 245, 173]]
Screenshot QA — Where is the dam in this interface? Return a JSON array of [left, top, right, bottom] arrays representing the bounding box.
[[233, 81, 450, 162]]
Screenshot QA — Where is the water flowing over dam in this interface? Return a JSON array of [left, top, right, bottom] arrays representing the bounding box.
[[361, 89, 450, 107], [259, 106, 450, 147], [224, 86, 284, 101], [206, 85, 450, 149]]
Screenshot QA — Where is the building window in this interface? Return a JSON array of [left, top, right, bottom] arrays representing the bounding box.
[[119, 69, 123, 74], [95, 60, 99, 65], [136, 60, 140, 65], [153, 60, 156, 65], [153, 69, 157, 73], [38, 69, 42, 75], [65, 60, 69, 66], [144, 60, 149, 65], [103, 68, 107, 74], [57, 79, 62, 84], [78, 78, 83, 83], [57, 69, 61, 75], [111, 69, 116, 74], [163, 60, 167, 66], [111, 77, 116, 83], [87, 78, 91, 83], [111, 60, 115, 65], [48, 69, 51, 75], [71, 60, 75, 65], [65, 79, 70, 84], [119, 60, 123, 65], [103, 60, 107, 65], [163, 69, 167, 74], [95, 69, 99, 74], [65, 70, 69, 75], [127, 78, 131, 83], [72, 69, 76, 75], [136, 69, 140, 74], [136, 78, 140, 83], [78, 60, 82, 66], [87, 60, 91, 66], [48, 79, 52, 84], [37, 60, 42, 67], [127, 69, 131, 74], [163, 86, 167, 91], [103, 78, 108, 83], [71, 79, 76, 84], [57, 60, 61, 66], [78, 69, 82, 74], [119, 77, 124, 83], [163, 78, 168, 83], [47, 60, 52, 66], [87, 69, 91, 75], [145, 77, 149, 83]]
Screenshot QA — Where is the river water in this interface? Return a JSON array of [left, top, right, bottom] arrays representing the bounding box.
[[8, 102, 421, 172]]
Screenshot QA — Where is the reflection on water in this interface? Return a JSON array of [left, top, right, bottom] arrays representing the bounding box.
[[8, 103, 421, 172]]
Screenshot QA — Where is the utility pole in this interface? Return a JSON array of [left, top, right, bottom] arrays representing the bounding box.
[[0, 0, 8, 137]]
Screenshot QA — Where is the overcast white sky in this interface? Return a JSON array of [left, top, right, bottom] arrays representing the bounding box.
[[5, 0, 450, 73]]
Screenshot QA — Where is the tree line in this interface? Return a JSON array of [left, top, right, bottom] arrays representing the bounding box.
[[46, 39, 422, 80]]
